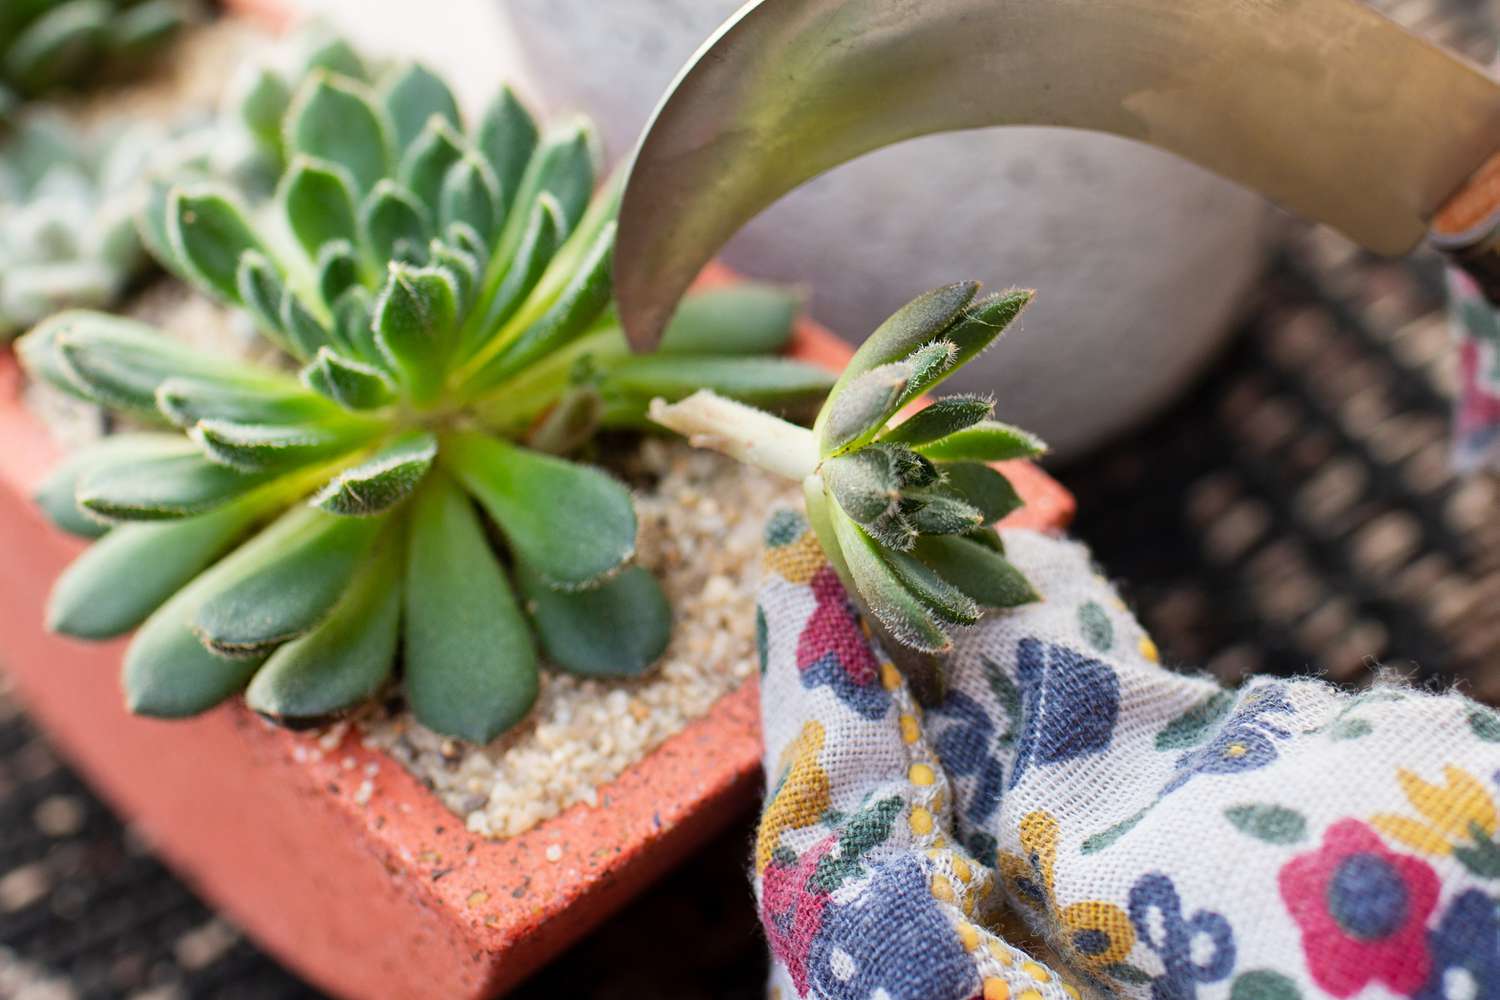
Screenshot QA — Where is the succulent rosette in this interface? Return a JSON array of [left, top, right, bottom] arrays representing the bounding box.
[[18, 55, 833, 741]]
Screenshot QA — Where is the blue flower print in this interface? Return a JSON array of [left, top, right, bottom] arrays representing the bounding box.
[[1010, 639, 1120, 787], [1416, 890, 1500, 1000], [1161, 684, 1294, 796], [931, 690, 1007, 830], [1129, 872, 1237, 1000]]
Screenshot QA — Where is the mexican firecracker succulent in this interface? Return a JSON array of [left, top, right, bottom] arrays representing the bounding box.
[[652, 282, 1044, 658], [0, 0, 191, 118], [0, 113, 157, 340], [18, 60, 833, 742]]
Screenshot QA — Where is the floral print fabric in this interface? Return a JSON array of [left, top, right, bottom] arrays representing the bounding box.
[[754, 518, 1500, 1000]]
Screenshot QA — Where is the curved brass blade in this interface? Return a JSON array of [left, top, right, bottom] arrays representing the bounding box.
[[616, 0, 1500, 349]]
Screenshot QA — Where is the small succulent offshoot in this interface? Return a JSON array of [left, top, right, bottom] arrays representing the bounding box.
[[18, 56, 833, 742], [652, 281, 1045, 668], [0, 0, 192, 117], [0, 114, 157, 340]]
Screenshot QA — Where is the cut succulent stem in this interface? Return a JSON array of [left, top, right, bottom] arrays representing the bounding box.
[[18, 42, 833, 742], [651, 282, 1045, 671]]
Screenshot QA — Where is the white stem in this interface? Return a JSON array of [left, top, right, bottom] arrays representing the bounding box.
[[648, 391, 820, 482]]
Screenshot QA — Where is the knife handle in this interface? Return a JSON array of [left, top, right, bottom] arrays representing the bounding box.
[[1431, 150, 1500, 304]]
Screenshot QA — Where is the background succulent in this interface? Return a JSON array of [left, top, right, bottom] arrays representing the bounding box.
[[19, 57, 833, 743], [0, 0, 192, 116], [653, 282, 1044, 669], [0, 113, 159, 341]]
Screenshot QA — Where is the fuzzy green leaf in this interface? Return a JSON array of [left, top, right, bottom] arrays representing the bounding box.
[[48, 493, 269, 640], [426, 240, 479, 311], [156, 374, 337, 429], [657, 285, 800, 356], [915, 421, 1047, 462], [914, 535, 1039, 608], [493, 119, 596, 265], [190, 419, 369, 473], [822, 450, 899, 525], [475, 85, 538, 218], [297, 33, 368, 83], [901, 491, 984, 535], [440, 154, 501, 246], [518, 561, 670, 677], [76, 441, 278, 521], [821, 361, 911, 455], [315, 240, 361, 309], [33, 433, 182, 537], [899, 341, 961, 406], [399, 116, 466, 218], [235, 252, 293, 351], [464, 194, 563, 357], [280, 156, 360, 262], [168, 187, 266, 305], [192, 506, 385, 656], [359, 180, 432, 265], [404, 472, 537, 742], [123, 576, 268, 719], [445, 431, 635, 590], [881, 395, 993, 446], [940, 462, 1023, 523], [285, 72, 393, 196], [372, 264, 458, 400], [829, 282, 977, 400], [935, 289, 1034, 391], [881, 547, 981, 626], [235, 66, 291, 158], [246, 530, 402, 721], [279, 289, 334, 359], [828, 505, 951, 653], [331, 287, 380, 365], [312, 431, 436, 516], [603, 355, 833, 410], [301, 347, 396, 410], [381, 62, 461, 151]]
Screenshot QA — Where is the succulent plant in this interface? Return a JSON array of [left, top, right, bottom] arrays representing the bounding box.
[[19, 59, 833, 742], [0, 113, 158, 341], [0, 0, 191, 113], [652, 281, 1045, 659]]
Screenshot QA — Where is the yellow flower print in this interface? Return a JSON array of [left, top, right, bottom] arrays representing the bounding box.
[[756, 721, 831, 873], [1373, 765, 1498, 857], [763, 527, 827, 585], [996, 811, 1136, 971]]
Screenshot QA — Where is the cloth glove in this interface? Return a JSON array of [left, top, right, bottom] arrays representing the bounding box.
[[753, 511, 1500, 1000]]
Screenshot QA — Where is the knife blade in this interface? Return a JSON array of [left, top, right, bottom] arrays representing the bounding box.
[[615, 0, 1500, 350]]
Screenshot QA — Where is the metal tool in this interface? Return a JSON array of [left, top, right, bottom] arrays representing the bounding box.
[[614, 0, 1500, 349]]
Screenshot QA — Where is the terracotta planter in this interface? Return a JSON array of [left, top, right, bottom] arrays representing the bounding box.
[[0, 260, 1073, 996]]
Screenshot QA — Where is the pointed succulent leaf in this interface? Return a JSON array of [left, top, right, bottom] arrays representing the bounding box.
[[235, 65, 291, 158], [864, 506, 918, 552], [881, 547, 981, 626], [898, 340, 961, 405], [517, 561, 670, 677], [192, 506, 385, 656], [315, 240, 362, 309], [465, 193, 563, 357], [821, 361, 912, 455], [826, 282, 978, 402], [77, 441, 278, 521], [297, 33, 367, 82], [914, 535, 1040, 608], [821, 450, 899, 525], [469, 221, 614, 391], [915, 420, 1047, 462], [475, 85, 537, 218], [828, 506, 951, 653], [381, 63, 461, 151], [157, 374, 337, 429], [404, 473, 537, 742], [658, 284, 800, 356], [137, 178, 186, 277], [940, 462, 1023, 524], [285, 72, 394, 196], [246, 530, 402, 721], [493, 119, 596, 264], [602, 356, 834, 410], [123, 572, 268, 718], [445, 220, 489, 272], [168, 186, 266, 304], [444, 431, 635, 590], [280, 156, 359, 261], [235, 252, 293, 350], [190, 418, 370, 473], [312, 431, 436, 516], [901, 491, 985, 535], [359, 179, 432, 265], [372, 264, 458, 400], [14, 310, 93, 403], [33, 433, 182, 537], [398, 116, 466, 217], [332, 286, 380, 364], [279, 288, 334, 359], [440, 153, 501, 245], [427, 240, 479, 310], [876, 443, 940, 489], [936, 289, 1034, 389], [301, 347, 396, 410], [48, 493, 269, 640]]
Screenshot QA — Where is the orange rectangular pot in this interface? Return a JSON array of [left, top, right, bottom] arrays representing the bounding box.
[[0, 273, 1072, 998]]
